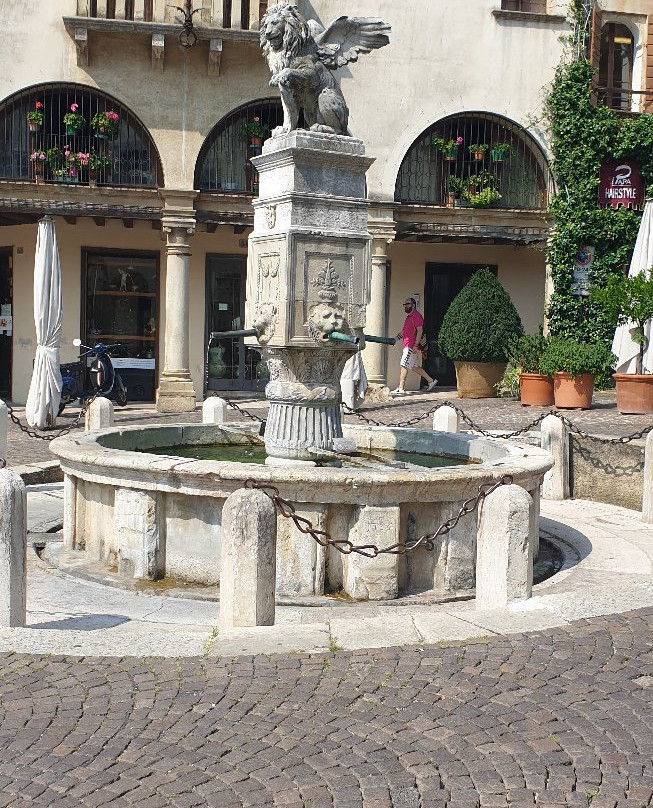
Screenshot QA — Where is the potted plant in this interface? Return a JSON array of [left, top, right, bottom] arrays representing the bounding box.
[[46, 146, 64, 178], [88, 151, 111, 186], [539, 337, 615, 409], [469, 143, 488, 160], [590, 270, 653, 413], [27, 102, 44, 132], [491, 142, 512, 162], [438, 268, 524, 397], [63, 103, 85, 134], [91, 110, 120, 138], [462, 172, 501, 208], [447, 176, 464, 207], [431, 136, 463, 161], [241, 117, 269, 147], [506, 331, 554, 406], [30, 150, 47, 183]]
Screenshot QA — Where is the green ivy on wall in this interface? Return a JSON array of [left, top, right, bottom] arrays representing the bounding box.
[[545, 41, 653, 346]]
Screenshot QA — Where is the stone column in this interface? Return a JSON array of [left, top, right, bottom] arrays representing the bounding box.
[[0, 468, 27, 627], [541, 414, 570, 500], [364, 233, 394, 385], [476, 484, 534, 610], [220, 488, 277, 629], [85, 397, 114, 431], [156, 192, 198, 413]]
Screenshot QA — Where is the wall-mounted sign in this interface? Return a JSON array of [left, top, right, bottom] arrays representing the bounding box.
[[572, 245, 594, 296], [0, 315, 12, 335], [598, 159, 644, 210]]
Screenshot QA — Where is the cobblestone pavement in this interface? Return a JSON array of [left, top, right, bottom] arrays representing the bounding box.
[[5, 389, 652, 467], [2, 610, 653, 807]]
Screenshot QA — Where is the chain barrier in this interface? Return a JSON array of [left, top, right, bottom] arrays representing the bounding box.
[[343, 400, 653, 445], [5, 395, 97, 443], [245, 475, 513, 557], [224, 399, 265, 424]]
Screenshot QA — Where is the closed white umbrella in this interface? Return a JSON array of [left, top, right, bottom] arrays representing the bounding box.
[[612, 200, 653, 374], [25, 216, 62, 428]]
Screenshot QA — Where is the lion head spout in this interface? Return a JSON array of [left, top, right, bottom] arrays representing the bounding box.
[[260, 3, 312, 67]]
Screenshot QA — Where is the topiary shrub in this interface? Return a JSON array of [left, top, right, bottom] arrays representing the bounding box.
[[438, 269, 524, 362]]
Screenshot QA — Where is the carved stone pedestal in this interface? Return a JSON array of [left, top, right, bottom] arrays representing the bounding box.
[[246, 131, 374, 463], [264, 347, 352, 463]]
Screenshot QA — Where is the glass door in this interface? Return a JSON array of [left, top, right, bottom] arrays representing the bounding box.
[[205, 255, 266, 392], [424, 263, 497, 386]]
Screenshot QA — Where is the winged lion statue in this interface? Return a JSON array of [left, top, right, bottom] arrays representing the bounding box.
[[260, 4, 391, 138]]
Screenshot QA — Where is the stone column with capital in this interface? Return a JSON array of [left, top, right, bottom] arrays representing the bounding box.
[[157, 192, 198, 413], [365, 228, 395, 385]]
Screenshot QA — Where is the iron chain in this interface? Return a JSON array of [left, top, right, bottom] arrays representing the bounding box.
[[343, 400, 653, 444], [6, 395, 97, 443], [245, 475, 513, 557], [225, 399, 265, 424]]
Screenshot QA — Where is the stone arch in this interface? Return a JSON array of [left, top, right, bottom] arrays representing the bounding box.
[[0, 82, 163, 187], [195, 98, 283, 193], [394, 111, 553, 210]]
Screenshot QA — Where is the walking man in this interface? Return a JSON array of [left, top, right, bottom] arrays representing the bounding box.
[[391, 298, 438, 396]]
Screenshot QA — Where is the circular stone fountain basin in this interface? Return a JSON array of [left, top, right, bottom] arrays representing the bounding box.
[[50, 422, 553, 601]]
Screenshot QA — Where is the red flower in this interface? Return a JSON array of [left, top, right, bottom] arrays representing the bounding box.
[[35, 102, 43, 109]]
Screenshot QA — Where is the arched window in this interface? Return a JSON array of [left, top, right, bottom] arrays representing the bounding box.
[[0, 83, 163, 187], [395, 112, 552, 210], [195, 99, 283, 193], [598, 23, 635, 111]]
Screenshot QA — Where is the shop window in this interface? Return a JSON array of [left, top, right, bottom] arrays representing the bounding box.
[[598, 23, 635, 111], [82, 250, 159, 401], [195, 99, 284, 193], [395, 111, 552, 210]]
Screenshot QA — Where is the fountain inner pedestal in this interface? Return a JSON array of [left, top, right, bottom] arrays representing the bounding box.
[[246, 131, 374, 464]]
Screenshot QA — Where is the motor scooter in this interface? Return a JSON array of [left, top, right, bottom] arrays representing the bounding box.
[[59, 338, 128, 414]]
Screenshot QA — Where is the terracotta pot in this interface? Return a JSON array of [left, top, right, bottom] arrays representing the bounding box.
[[613, 373, 653, 414], [519, 373, 554, 407], [454, 361, 506, 398], [473, 150, 485, 160], [28, 120, 38, 132], [250, 136, 262, 147], [552, 372, 594, 409], [446, 192, 456, 207]]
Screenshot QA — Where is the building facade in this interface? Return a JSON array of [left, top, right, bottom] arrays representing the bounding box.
[[0, 0, 648, 406]]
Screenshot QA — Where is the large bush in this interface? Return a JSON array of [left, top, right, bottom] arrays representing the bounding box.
[[438, 269, 523, 362]]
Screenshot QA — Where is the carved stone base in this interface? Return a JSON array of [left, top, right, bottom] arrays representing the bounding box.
[[156, 373, 197, 413], [263, 347, 352, 462], [265, 401, 343, 462]]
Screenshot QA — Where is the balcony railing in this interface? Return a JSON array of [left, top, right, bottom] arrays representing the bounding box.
[[75, 0, 269, 30], [595, 85, 653, 114]]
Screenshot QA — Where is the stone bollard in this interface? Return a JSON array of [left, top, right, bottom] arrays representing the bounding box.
[[219, 488, 277, 630], [643, 431, 653, 523], [432, 405, 459, 433], [203, 396, 228, 425], [0, 468, 27, 627], [85, 396, 114, 431], [475, 483, 534, 610], [540, 413, 570, 500], [0, 399, 7, 467]]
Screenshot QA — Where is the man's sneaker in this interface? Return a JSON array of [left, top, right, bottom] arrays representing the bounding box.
[[390, 388, 407, 396], [426, 379, 439, 392]]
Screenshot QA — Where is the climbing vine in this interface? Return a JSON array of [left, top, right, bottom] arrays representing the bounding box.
[[545, 5, 653, 347]]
